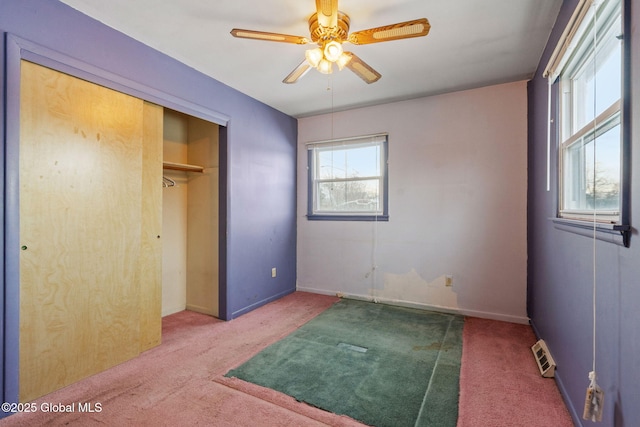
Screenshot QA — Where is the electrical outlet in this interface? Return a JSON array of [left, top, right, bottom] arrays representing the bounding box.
[[445, 275, 453, 287], [271, 267, 277, 278]]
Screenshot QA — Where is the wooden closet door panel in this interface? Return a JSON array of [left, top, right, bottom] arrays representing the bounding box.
[[19, 61, 150, 401], [139, 101, 163, 352]]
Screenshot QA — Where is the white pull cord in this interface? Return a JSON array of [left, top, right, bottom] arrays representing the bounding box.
[[582, 2, 603, 422], [546, 78, 552, 192]]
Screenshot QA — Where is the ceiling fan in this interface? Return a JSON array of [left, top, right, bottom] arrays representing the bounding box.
[[231, 0, 430, 84]]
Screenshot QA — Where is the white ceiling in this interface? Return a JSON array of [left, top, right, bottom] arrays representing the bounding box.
[[58, 0, 562, 118]]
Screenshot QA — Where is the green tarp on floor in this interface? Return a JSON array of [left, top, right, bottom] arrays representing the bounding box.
[[226, 299, 464, 427]]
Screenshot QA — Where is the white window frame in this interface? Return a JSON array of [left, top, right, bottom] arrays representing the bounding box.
[[551, 0, 623, 224], [306, 134, 388, 221]]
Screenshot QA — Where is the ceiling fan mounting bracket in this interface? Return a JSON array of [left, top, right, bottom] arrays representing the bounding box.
[[308, 11, 350, 45]]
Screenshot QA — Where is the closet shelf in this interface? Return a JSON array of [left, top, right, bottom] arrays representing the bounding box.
[[162, 161, 204, 173]]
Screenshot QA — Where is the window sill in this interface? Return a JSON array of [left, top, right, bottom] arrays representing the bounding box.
[[307, 214, 389, 222], [551, 218, 631, 247]]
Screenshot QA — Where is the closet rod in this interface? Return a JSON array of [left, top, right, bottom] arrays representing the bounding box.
[[162, 161, 204, 173]]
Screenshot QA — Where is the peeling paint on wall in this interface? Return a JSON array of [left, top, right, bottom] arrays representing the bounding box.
[[375, 269, 458, 309]]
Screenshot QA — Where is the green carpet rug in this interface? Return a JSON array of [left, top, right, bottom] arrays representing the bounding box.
[[226, 298, 464, 427]]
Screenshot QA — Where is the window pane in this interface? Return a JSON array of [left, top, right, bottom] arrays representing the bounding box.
[[563, 122, 620, 211], [571, 16, 621, 132], [317, 179, 380, 212], [316, 144, 380, 180]]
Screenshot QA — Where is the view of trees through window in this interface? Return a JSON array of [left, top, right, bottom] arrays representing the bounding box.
[[316, 143, 381, 212]]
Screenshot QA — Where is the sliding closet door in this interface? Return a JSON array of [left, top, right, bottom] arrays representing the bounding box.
[[139, 102, 163, 351], [18, 61, 162, 401]]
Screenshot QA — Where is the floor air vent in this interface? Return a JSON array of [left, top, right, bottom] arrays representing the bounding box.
[[531, 339, 556, 378]]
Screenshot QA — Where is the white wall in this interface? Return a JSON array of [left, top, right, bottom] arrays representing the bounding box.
[[297, 81, 529, 323]]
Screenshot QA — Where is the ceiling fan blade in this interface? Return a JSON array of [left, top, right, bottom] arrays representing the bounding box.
[[348, 18, 430, 45], [230, 28, 309, 44], [283, 60, 313, 84], [315, 0, 339, 29], [343, 52, 381, 84]]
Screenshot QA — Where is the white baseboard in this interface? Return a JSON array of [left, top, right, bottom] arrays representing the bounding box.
[[296, 286, 530, 324], [296, 286, 340, 297]]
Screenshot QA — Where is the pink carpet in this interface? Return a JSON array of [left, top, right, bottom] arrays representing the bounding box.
[[0, 292, 363, 427], [457, 317, 573, 427], [0, 292, 573, 426]]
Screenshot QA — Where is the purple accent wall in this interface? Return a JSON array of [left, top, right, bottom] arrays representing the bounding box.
[[0, 0, 297, 406], [528, 0, 639, 425]]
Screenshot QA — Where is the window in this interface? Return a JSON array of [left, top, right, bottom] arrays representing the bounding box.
[[559, 0, 622, 223], [307, 134, 388, 221], [543, 0, 631, 246], [550, 0, 624, 224]]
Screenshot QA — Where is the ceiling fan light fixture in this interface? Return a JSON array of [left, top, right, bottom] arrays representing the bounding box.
[[317, 58, 333, 74], [305, 47, 324, 68], [336, 52, 352, 70], [324, 40, 343, 62]]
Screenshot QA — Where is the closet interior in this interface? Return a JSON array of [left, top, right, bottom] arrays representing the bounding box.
[[162, 109, 219, 318]]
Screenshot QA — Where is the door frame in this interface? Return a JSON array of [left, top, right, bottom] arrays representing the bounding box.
[[2, 34, 230, 406]]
